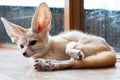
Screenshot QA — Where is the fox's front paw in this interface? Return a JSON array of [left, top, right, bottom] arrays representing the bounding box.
[[66, 42, 84, 60], [34, 59, 57, 71]]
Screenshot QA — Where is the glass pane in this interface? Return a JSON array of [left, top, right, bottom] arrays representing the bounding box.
[[0, 0, 64, 44], [84, 0, 120, 52]]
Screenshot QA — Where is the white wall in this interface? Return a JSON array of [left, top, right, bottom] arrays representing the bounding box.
[[85, 0, 120, 11], [0, 0, 64, 8]]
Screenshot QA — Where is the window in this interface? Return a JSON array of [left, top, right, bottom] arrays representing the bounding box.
[[0, 0, 64, 43], [84, 0, 120, 52]]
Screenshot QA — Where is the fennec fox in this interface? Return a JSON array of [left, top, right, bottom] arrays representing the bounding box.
[[1, 2, 116, 71]]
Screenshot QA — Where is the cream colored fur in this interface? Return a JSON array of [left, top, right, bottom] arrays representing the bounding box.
[[1, 2, 116, 71]]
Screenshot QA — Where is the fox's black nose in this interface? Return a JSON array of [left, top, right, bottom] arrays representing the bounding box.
[[23, 52, 27, 56]]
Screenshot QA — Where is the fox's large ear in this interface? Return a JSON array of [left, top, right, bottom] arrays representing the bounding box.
[[1, 17, 27, 42], [31, 2, 51, 33]]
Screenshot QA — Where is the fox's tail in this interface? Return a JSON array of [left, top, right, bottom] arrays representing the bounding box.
[[71, 51, 116, 69]]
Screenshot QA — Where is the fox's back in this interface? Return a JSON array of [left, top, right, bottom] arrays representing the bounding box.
[[43, 31, 102, 60], [55, 31, 105, 43]]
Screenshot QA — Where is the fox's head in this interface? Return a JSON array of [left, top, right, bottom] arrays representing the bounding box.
[[1, 3, 52, 58]]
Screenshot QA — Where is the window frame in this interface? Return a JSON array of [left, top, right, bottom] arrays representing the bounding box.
[[64, 0, 84, 31]]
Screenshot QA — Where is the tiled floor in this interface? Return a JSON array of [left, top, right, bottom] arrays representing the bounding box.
[[0, 45, 120, 80]]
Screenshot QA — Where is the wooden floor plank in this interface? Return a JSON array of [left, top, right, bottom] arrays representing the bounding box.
[[0, 47, 120, 80], [0, 73, 14, 80]]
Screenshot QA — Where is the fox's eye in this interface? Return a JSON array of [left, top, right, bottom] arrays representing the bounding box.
[[20, 44, 24, 48], [29, 40, 37, 46]]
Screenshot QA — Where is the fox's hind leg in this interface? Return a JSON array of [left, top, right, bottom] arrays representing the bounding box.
[[66, 38, 113, 60], [66, 42, 84, 60]]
